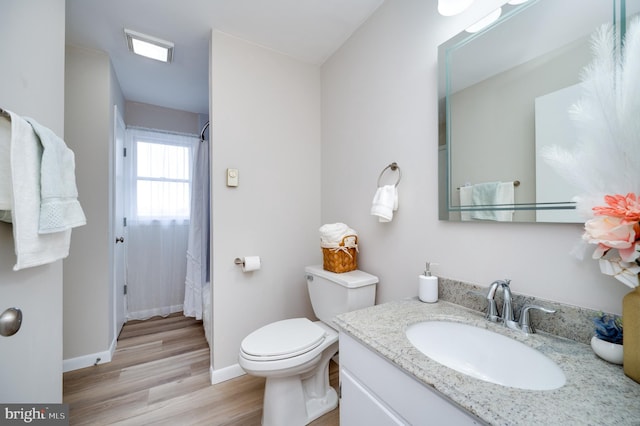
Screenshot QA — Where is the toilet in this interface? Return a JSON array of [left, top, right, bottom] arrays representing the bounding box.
[[238, 265, 378, 426]]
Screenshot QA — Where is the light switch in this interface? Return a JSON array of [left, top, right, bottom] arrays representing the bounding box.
[[227, 168, 239, 187]]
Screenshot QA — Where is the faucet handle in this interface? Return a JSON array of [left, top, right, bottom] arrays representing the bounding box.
[[519, 305, 556, 334]]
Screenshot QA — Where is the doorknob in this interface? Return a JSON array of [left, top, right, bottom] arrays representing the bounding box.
[[115, 236, 125, 243], [0, 307, 22, 337]]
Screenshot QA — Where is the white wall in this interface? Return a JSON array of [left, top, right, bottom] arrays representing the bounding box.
[[0, 0, 65, 402], [321, 0, 629, 314], [125, 101, 201, 135], [64, 45, 124, 366], [210, 31, 322, 371]]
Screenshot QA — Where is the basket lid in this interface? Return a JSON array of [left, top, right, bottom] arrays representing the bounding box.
[[305, 265, 379, 288]]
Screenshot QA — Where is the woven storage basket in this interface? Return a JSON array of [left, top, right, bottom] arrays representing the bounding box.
[[322, 235, 358, 273]]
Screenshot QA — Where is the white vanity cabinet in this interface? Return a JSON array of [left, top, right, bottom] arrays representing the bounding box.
[[339, 332, 484, 426]]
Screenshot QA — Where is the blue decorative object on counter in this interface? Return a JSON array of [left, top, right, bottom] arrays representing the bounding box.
[[592, 313, 623, 345]]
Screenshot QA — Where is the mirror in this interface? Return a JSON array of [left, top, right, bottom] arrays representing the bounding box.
[[438, 0, 639, 223]]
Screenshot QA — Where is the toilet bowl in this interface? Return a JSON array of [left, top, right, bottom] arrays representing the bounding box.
[[239, 319, 339, 425], [238, 265, 378, 426]]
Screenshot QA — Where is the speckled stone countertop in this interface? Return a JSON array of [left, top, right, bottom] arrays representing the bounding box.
[[335, 298, 640, 426]]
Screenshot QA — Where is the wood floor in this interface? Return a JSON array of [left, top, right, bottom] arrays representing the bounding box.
[[63, 313, 340, 425]]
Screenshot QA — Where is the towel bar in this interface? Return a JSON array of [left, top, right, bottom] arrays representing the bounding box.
[[457, 180, 520, 190], [377, 162, 401, 188]]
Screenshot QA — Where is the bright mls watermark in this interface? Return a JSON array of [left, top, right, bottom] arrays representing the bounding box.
[[1, 404, 68, 425]]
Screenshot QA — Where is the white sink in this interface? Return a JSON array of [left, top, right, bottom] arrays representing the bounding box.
[[405, 321, 566, 390]]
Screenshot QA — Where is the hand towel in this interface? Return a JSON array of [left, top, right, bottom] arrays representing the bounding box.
[[1, 109, 72, 270], [459, 185, 473, 221], [371, 185, 398, 222], [470, 181, 514, 222], [0, 114, 13, 222], [493, 182, 515, 222], [24, 117, 86, 234]]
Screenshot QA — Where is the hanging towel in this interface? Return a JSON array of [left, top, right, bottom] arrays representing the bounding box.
[[494, 182, 515, 222], [459, 185, 472, 221], [24, 116, 86, 234], [470, 182, 514, 222], [0, 114, 12, 222], [0, 109, 76, 270], [371, 184, 398, 222]]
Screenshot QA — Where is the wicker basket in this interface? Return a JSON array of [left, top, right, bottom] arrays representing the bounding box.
[[322, 235, 358, 273]]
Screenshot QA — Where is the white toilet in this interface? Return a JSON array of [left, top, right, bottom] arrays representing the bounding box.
[[238, 265, 378, 426]]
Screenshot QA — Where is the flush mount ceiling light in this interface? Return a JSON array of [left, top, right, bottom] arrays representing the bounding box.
[[437, 0, 474, 16], [124, 29, 173, 63]]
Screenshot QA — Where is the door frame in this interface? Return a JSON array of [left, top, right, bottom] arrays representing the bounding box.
[[112, 104, 127, 343]]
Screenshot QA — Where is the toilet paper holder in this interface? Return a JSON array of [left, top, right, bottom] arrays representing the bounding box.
[[234, 256, 261, 272]]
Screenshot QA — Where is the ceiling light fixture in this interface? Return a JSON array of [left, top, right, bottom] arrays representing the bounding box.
[[437, 0, 474, 16], [124, 29, 173, 63]]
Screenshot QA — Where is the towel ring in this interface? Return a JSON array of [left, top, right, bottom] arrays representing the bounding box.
[[377, 162, 401, 188]]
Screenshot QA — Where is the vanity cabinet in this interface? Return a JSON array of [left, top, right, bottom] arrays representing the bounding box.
[[339, 332, 484, 426]]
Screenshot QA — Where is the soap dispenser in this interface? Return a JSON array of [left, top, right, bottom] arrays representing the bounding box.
[[419, 261, 438, 303]]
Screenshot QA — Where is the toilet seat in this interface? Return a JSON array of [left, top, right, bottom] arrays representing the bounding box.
[[240, 318, 326, 361]]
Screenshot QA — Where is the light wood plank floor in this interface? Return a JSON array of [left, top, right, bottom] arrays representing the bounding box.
[[63, 313, 339, 425]]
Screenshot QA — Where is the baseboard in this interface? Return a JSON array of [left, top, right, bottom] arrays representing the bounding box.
[[211, 363, 245, 384], [63, 336, 117, 372]]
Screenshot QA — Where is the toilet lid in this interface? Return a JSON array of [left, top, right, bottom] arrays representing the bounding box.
[[241, 318, 326, 360]]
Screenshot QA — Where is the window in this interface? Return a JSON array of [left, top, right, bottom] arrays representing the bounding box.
[[129, 129, 196, 220]]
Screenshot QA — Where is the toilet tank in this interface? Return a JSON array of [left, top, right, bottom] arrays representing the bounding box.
[[305, 265, 378, 329]]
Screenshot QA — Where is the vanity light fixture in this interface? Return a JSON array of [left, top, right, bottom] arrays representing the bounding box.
[[465, 7, 502, 33], [437, 0, 474, 16], [124, 29, 174, 63]]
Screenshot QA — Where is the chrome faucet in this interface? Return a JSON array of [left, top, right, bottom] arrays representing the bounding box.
[[486, 279, 519, 330], [485, 279, 503, 322], [485, 279, 556, 333], [499, 280, 519, 330]]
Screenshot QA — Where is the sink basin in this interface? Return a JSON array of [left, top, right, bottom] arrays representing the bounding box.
[[405, 321, 566, 390]]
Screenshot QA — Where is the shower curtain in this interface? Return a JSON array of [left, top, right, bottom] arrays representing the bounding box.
[[125, 128, 197, 320], [184, 134, 210, 320]]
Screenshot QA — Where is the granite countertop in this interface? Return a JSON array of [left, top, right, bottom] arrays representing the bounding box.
[[335, 298, 640, 426]]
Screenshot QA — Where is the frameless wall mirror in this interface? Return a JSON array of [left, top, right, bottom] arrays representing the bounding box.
[[438, 0, 638, 223]]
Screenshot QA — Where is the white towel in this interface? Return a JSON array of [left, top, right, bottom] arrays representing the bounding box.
[[24, 116, 86, 234], [0, 109, 74, 270], [470, 182, 514, 222], [494, 182, 515, 222], [459, 185, 472, 221], [319, 222, 357, 245], [371, 185, 398, 222], [0, 114, 12, 222]]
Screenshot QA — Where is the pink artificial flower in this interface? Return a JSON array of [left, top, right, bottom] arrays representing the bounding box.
[[583, 215, 640, 262], [593, 193, 640, 223]]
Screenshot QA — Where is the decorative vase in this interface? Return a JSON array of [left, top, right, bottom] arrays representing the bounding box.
[[623, 286, 640, 383], [590, 336, 623, 364]]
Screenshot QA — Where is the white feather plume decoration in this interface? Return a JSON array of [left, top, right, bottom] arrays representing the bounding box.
[[541, 16, 640, 214]]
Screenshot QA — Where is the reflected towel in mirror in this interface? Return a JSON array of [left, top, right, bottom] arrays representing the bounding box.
[[459, 182, 514, 222], [471, 182, 514, 222]]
